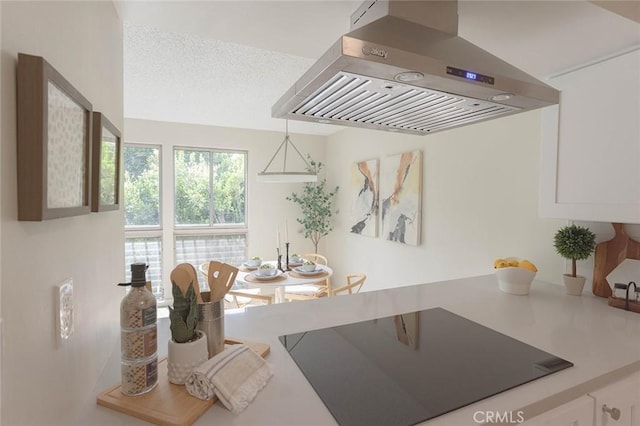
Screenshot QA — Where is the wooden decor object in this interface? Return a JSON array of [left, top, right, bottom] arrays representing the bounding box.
[[97, 339, 270, 426], [592, 223, 640, 297], [17, 53, 93, 221], [607, 297, 640, 314]]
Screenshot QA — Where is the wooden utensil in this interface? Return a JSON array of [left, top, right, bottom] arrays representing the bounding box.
[[207, 261, 238, 302], [593, 223, 640, 297], [171, 263, 203, 304], [183, 263, 204, 304]]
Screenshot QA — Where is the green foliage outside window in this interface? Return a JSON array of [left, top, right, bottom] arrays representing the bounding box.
[[174, 149, 210, 225], [212, 152, 245, 224], [124, 146, 160, 227], [174, 149, 246, 226]]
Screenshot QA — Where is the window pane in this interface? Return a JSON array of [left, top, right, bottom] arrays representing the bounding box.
[[212, 152, 246, 225], [124, 145, 160, 227], [124, 236, 164, 302], [175, 149, 211, 226], [175, 234, 246, 287]]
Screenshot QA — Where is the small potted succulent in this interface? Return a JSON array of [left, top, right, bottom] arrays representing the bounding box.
[[167, 268, 208, 385], [553, 224, 596, 296]]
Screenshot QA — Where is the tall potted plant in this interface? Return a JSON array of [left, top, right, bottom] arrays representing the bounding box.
[[287, 158, 339, 253], [553, 224, 596, 295]]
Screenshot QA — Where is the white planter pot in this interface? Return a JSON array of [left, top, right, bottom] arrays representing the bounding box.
[[563, 274, 586, 296], [167, 330, 208, 385]]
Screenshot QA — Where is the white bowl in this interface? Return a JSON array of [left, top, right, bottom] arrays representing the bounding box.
[[246, 258, 262, 268], [290, 256, 302, 264], [256, 265, 276, 276], [301, 263, 317, 272], [495, 267, 536, 295]]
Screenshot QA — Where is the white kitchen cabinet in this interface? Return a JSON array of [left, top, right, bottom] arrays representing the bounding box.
[[590, 372, 640, 426], [539, 48, 640, 223], [523, 395, 594, 426], [523, 372, 640, 426]]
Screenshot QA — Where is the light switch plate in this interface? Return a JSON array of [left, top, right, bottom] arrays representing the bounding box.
[[56, 279, 74, 345]]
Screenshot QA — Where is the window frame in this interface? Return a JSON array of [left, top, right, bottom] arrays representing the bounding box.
[[123, 142, 163, 231], [123, 142, 165, 302], [123, 142, 249, 306], [173, 145, 248, 231]]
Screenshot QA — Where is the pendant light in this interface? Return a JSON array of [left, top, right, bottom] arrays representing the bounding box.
[[257, 120, 318, 183]]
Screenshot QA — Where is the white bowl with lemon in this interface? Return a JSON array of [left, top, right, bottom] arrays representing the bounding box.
[[494, 258, 537, 295]]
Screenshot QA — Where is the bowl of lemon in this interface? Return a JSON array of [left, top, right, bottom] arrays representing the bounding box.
[[494, 258, 537, 295]]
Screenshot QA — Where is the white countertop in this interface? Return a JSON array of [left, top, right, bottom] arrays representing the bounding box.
[[89, 275, 640, 425]]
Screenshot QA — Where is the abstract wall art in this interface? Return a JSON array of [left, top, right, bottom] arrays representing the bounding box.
[[348, 159, 379, 237], [380, 150, 422, 246]]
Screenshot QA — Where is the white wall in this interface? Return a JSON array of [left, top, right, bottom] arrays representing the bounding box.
[[1, 2, 123, 425], [124, 118, 327, 282], [324, 110, 567, 292]]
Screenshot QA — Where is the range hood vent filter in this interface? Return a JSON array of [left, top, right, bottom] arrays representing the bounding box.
[[293, 71, 519, 133]]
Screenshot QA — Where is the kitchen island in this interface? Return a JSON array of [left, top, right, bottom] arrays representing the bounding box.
[[89, 275, 640, 425]]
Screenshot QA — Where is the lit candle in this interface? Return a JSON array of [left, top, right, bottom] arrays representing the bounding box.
[[285, 219, 289, 242]]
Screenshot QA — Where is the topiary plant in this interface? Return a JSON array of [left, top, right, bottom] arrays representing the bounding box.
[[168, 281, 198, 343], [553, 225, 596, 278]]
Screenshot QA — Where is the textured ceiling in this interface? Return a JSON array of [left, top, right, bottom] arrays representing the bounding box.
[[124, 22, 328, 135], [121, 1, 640, 136]]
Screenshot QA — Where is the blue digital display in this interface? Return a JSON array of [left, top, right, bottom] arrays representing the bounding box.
[[446, 66, 495, 85]]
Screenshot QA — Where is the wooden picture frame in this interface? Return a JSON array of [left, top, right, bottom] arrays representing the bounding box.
[[17, 53, 92, 221], [91, 112, 121, 212]]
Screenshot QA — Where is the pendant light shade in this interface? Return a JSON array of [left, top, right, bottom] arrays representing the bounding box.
[[257, 121, 318, 183]]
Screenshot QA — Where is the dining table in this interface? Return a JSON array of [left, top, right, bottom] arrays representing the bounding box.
[[235, 262, 333, 303]]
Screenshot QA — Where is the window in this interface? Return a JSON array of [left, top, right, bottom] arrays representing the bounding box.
[[174, 148, 246, 227], [123, 144, 164, 301], [124, 145, 161, 228], [174, 148, 247, 275], [122, 144, 248, 305], [124, 236, 163, 299], [175, 234, 247, 268]]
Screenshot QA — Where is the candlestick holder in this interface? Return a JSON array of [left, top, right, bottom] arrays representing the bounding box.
[[276, 249, 284, 272], [285, 242, 292, 271]]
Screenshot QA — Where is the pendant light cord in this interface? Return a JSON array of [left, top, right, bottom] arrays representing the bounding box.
[[260, 120, 314, 174]]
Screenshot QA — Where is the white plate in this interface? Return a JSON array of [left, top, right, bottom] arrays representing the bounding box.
[[242, 263, 258, 270], [251, 270, 283, 281], [293, 266, 324, 276]]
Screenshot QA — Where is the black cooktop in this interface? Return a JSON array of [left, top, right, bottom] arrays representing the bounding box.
[[279, 307, 572, 426]]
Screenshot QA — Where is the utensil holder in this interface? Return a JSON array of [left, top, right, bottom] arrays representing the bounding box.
[[197, 292, 225, 358]]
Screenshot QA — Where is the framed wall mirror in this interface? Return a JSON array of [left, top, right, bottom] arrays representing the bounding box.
[[91, 112, 121, 212], [17, 53, 92, 221]]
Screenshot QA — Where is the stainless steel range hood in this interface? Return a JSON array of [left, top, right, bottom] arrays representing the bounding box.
[[272, 0, 559, 136]]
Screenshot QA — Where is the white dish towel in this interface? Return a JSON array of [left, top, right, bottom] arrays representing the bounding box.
[[185, 344, 272, 414]]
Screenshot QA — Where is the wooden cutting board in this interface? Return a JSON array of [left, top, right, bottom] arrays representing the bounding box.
[[97, 339, 270, 426], [592, 223, 640, 297]]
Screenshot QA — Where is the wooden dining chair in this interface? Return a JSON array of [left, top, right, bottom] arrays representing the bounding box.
[[332, 274, 367, 296], [198, 262, 273, 308], [284, 252, 331, 301]]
